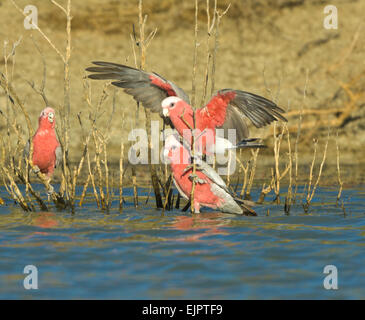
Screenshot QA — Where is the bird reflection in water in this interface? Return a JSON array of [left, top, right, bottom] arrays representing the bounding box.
[[169, 212, 230, 242]]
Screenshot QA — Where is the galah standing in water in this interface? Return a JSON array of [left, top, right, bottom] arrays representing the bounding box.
[[24, 107, 62, 179], [163, 134, 256, 216], [86, 61, 287, 153]]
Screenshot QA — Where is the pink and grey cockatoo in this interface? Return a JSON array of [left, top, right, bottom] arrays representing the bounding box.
[[163, 134, 256, 215], [86, 62, 287, 153], [24, 107, 62, 178]]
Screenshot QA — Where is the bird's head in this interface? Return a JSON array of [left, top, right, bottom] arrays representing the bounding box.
[[39, 107, 56, 129], [161, 96, 183, 118], [163, 133, 190, 165]]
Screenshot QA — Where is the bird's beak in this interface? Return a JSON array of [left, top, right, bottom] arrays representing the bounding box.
[[162, 108, 169, 117]]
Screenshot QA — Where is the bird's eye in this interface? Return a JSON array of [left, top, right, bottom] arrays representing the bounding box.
[[48, 112, 55, 122], [170, 102, 175, 108]]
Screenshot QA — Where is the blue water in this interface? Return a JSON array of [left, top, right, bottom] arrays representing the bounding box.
[[0, 185, 364, 299]]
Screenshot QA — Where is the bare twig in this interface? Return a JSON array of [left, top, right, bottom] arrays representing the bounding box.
[[191, 0, 199, 108], [335, 131, 343, 206]]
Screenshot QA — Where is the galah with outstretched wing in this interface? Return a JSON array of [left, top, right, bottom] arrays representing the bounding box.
[[161, 93, 285, 154], [163, 134, 256, 215], [24, 107, 62, 178], [86, 61, 287, 153]]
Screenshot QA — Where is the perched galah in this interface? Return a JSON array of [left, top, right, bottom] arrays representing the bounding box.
[[24, 107, 62, 178], [164, 134, 256, 215], [86, 61, 286, 153]]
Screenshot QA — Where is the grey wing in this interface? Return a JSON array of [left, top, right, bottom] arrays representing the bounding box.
[[197, 161, 231, 194], [86, 61, 190, 117], [210, 183, 243, 214], [207, 89, 288, 141], [220, 106, 250, 141], [195, 161, 243, 214], [197, 161, 256, 215], [55, 146, 63, 168]]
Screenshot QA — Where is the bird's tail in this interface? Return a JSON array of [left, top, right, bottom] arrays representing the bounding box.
[[234, 197, 257, 216], [232, 138, 266, 149]]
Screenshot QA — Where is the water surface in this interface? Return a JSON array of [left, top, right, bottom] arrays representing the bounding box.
[[0, 185, 364, 299]]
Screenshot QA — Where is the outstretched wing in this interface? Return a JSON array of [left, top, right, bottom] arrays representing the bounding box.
[[55, 146, 63, 168], [86, 61, 190, 117], [198, 89, 287, 141]]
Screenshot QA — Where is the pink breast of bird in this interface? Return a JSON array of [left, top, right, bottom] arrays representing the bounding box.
[[169, 92, 235, 154], [32, 114, 60, 177], [169, 150, 224, 209]]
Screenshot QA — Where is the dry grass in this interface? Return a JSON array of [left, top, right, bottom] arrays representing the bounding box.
[[1, 0, 364, 163], [0, 0, 363, 213]]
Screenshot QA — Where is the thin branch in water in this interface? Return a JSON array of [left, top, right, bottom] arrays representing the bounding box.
[[293, 69, 309, 203], [191, 0, 199, 108], [335, 131, 343, 206]]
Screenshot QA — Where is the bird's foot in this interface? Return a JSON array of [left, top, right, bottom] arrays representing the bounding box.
[[188, 174, 207, 185], [182, 163, 203, 175], [33, 165, 40, 174], [182, 165, 194, 174], [193, 203, 201, 214], [47, 184, 55, 197]]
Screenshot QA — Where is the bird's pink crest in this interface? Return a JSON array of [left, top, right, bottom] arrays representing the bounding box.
[[38, 107, 56, 128], [39, 107, 55, 117]]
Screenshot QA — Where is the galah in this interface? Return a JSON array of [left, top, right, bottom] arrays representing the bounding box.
[[24, 107, 62, 178], [86, 61, 287, 153], [162, 95, 280, 155], [164, 134, 256, 215]]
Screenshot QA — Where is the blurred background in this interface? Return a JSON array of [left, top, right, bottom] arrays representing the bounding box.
[[0, 0, 364, 166]]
